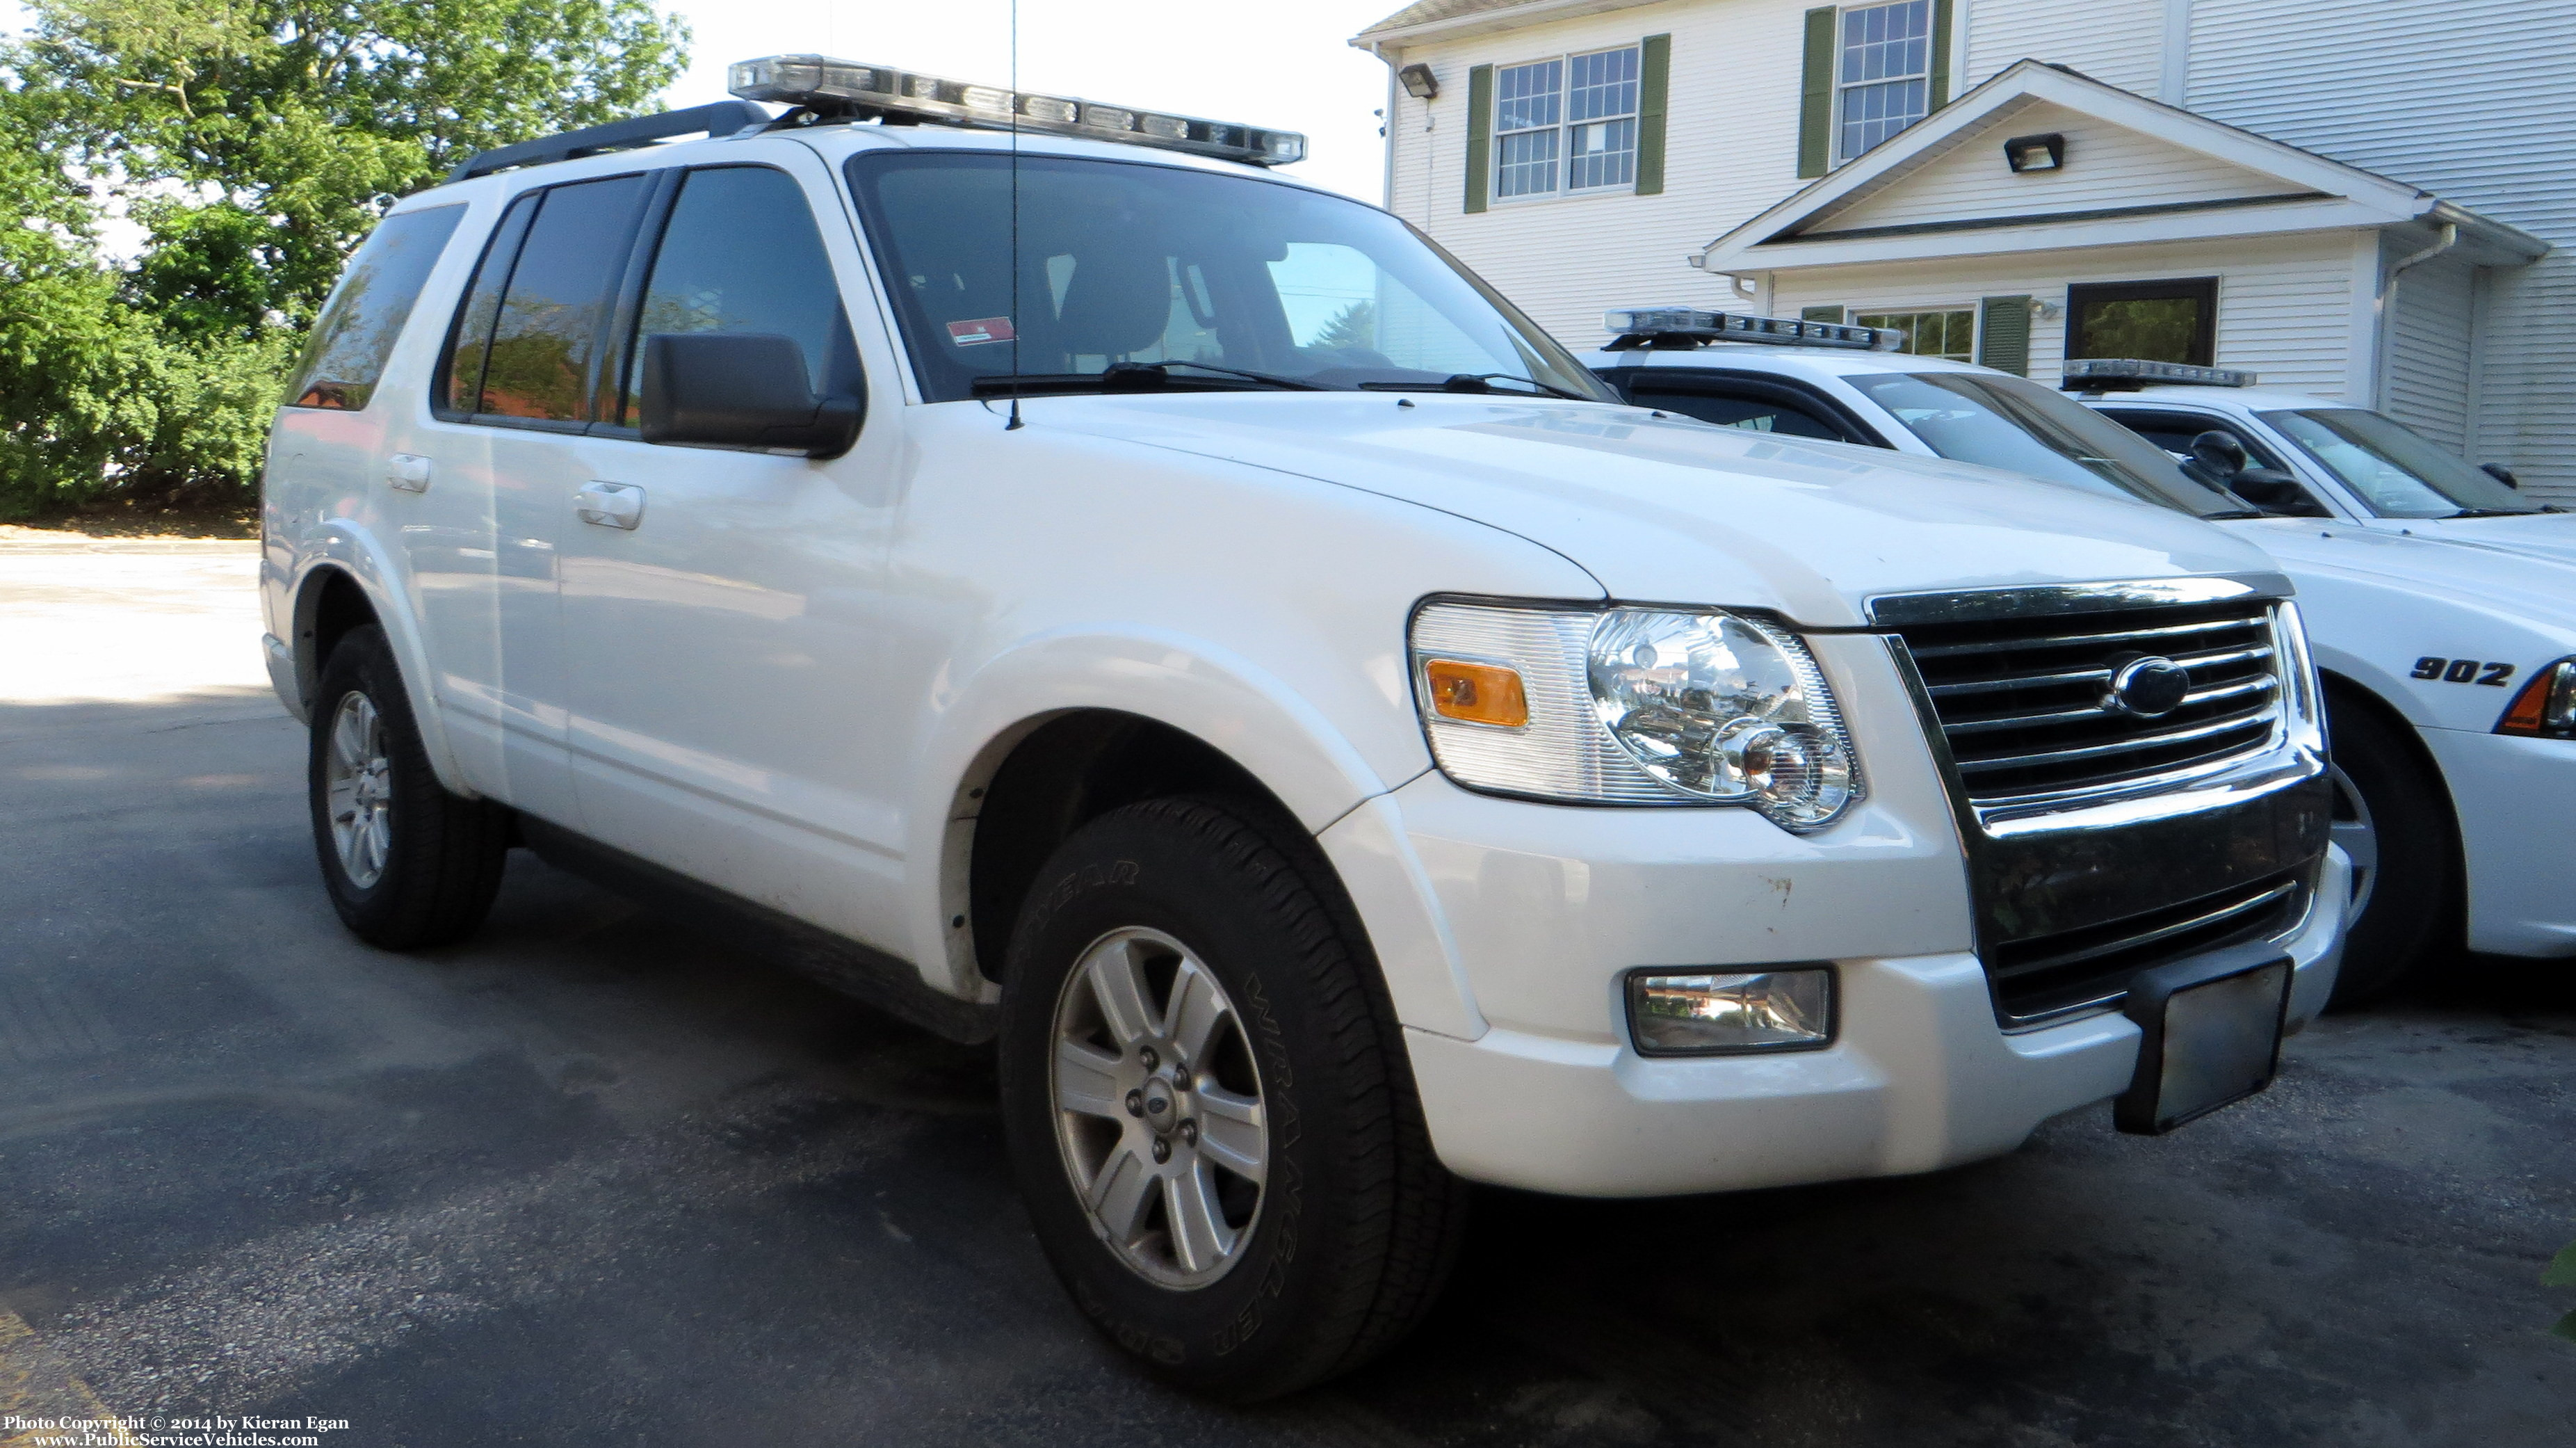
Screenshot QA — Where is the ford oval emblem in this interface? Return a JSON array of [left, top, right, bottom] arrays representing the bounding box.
[[2103, 657, 2192, 718]]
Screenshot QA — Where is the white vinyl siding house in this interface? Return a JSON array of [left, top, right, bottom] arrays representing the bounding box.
[[1961, 0, 2164, 97], [1367, 0, 1809, 341], [1774, 232, 2366, 399], [1356, 0, 2573, 501]]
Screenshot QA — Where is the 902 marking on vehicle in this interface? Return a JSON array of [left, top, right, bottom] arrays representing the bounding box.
[[2411, 656, 2516, 686]]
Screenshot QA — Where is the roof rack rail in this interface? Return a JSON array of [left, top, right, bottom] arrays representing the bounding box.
[[447, 101, 774, 182]]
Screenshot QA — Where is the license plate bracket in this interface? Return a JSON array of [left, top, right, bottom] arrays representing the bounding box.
[[2113, 943, 2293, 1136]]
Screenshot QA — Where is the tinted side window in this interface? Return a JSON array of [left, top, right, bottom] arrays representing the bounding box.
[[474, 175, 649, 423], [2100, 410, 2287, 470], [439, 193, 540, 418], [618, 166, 852, 426], [283, 204, 467, 410], [1627, 381, 1849, 440]]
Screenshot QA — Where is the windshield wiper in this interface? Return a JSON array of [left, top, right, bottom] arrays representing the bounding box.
[[2443, 507, 2543, 518], [971, 362, 1332, 399], [1359, 373, 1591, 401]]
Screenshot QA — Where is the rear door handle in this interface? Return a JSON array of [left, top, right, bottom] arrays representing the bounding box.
[[574, 481, 645, 530], [386, 454, 432, 492]]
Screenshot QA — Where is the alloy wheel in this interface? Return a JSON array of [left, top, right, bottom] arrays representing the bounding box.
[[2328, 762, 2378, 922], [324, 691, 394, 890], [1048, 926, 1268, 1289]]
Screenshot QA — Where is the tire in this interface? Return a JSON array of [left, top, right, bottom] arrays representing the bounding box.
[[2323, 695, 2457, 1008], [307, 625, 510, 949], [996, 796, 1466, 1401]]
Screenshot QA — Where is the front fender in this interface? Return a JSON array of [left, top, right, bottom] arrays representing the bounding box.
[[293, 525, 474, 798], [907, 626, 1504, 1030], [2299, 570, 2576, 734]]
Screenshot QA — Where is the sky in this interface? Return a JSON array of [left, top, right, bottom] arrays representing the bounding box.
[[0, 0, 1407, 204]]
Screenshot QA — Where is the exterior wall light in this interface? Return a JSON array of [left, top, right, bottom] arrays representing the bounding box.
[[1398, 63, 1439, 100], [2003, 132, 2066, 172]]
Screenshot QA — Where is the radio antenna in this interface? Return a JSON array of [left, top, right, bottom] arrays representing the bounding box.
[[1005, 0, 1026, 431]]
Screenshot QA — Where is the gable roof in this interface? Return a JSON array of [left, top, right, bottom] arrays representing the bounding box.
[[1696, 60, 2546, 273], [1353, 0, 1663, 46]]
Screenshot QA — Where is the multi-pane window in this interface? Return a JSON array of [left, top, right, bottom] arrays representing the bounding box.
[[1838, 1, 1931, 161], [1494, 47, 1641, 200], [1494, 59, 1562, 198], [1856, 308, 1975, 362], [1566, 49, 1641, 191]]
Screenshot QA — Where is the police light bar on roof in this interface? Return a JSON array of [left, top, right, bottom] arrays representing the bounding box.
[[726, 55, 1307, 167], [2059, 357, 2257, 389], [1602, 307, 1902, 352]]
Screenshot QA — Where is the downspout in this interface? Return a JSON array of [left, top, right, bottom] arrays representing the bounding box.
[[1370, 42, 1399, 211], [2375, 220, 2457, 410]]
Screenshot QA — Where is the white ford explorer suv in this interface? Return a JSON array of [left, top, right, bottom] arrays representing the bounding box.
[[261, 61, 2344, 1399], [1582, 311, 2568, 1006]]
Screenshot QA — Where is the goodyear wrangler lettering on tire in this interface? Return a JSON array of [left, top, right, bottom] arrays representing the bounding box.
[[995, 796, 1464, 1401]]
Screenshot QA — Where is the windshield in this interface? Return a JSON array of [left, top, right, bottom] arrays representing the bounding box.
[[1849, 371, 2248, 517], [2258, 408, 2543, 517], [845, 150, 1612, 404]]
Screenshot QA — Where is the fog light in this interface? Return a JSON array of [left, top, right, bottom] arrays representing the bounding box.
[[1627, 968, 1833, 1054]]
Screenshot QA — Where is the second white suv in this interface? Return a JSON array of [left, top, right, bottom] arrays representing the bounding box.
[[261, 65, 2342, 1398]]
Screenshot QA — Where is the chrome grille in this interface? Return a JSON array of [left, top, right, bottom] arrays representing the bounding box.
[[1893, 599, 2282, 803]]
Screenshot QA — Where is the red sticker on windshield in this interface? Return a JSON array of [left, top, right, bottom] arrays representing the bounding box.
[[946, 316, 1016, 346]]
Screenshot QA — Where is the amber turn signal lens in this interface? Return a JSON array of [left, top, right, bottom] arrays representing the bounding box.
[[2497, 658, 2576, 738], [1423, 659, 1529, 727]]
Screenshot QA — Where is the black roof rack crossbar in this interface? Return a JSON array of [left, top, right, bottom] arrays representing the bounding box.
[[448, 101, 773, 182]]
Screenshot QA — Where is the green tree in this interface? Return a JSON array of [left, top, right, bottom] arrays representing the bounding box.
[[0, 0, 690, 517], [1314, 298, 1377, 353]]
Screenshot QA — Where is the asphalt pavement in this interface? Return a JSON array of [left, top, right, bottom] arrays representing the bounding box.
[[3, 533, 2570, 1447]]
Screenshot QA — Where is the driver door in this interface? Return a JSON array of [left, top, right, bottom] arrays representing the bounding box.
[[551, 146, 913, 953]]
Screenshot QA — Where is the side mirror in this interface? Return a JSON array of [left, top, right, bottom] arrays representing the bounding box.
[[2481, 462, 2520, 490], [639, 332, 862, 458], [2187, 429, 2251, 481]]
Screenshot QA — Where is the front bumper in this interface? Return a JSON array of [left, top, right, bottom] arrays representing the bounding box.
[[2421, 727, 2576, 958], [1329, 759, 2347, 1199], [1403, 848, 2344, 1198]]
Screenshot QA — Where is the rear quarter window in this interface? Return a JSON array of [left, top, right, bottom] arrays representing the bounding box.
[[282, 204, 468, 410]]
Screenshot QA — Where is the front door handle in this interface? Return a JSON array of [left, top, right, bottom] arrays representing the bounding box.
[[574, 481, 645, 530]]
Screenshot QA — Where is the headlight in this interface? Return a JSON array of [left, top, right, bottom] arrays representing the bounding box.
[[2498, 656, 2576, 740], [1409, 598, 1864, 831]]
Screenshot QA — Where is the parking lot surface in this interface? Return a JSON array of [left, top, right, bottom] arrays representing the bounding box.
[[3, 537, 2571, 1447]]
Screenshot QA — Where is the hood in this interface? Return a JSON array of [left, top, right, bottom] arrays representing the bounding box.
[[1024, 393, 2274, 627], [2241, 517, 2576, 629], [2393, 510, 2576, 570]]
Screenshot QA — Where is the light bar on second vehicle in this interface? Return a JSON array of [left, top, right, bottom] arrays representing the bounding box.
[[727, 55, 1308, 166], [1603, 307, 1902, 351], [2060, 357, 2258, 389]]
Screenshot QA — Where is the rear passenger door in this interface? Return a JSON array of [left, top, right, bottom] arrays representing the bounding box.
[[408, 172, 654, 826], [550, 150, 913, 953]]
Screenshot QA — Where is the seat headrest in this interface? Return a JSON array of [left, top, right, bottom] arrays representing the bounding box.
[[1053, 250, 1172, 360]]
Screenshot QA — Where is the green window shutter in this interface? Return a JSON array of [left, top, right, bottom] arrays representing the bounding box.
[[1465, 64, 1493, 214], [1635, 34, 1671, 195], [1798, 7, 1836, 179], [1802, 305, 1846, 323], [1977, 296, 2032, 376], [1929, 0, 1956, 108]]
